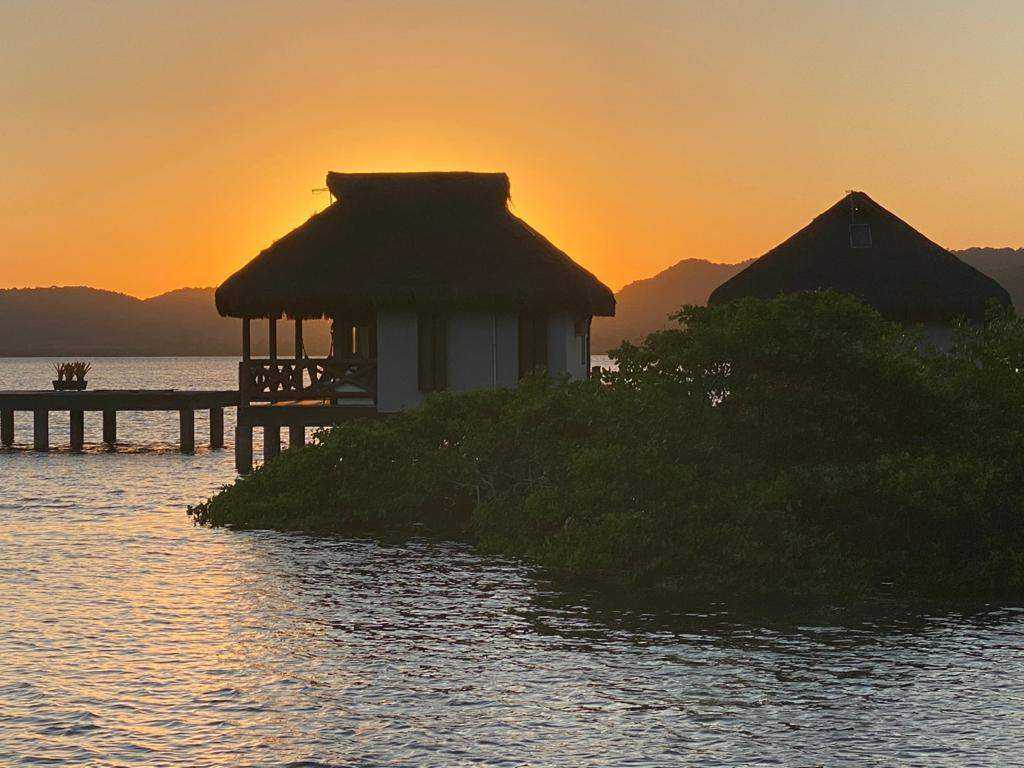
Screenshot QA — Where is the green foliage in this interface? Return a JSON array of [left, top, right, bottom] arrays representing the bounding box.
[[190, 291, 1024, 600]]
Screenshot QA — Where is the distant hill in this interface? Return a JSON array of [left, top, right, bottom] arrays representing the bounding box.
[[592, 248, 1024, 353], [0, 287, 330, 357], [954, 248, 1024, 309], [591, 259, 752, 352], [3, 248, 1021, 357]]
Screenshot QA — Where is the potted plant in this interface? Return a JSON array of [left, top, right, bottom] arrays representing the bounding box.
[[53, 361, 91, 391]]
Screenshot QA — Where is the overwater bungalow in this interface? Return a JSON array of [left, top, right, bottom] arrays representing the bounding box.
[[216, 171, 615, 472], [709, 191, 1011, 345]]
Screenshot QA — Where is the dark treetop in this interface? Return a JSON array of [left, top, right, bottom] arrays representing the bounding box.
[[215, 172, 615, 320], [708, 191, 1011, 321]]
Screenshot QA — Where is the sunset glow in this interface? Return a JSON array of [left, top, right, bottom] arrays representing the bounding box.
[[3, 1, 1023, 297]]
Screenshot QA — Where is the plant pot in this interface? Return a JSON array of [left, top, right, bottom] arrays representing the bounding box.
[[53, 380, 88, 391]]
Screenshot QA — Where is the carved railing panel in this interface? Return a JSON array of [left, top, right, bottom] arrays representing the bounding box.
[[241, 358, 377, 403]]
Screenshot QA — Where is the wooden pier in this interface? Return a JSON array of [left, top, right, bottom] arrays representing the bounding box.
[[233, 345, 380, 474], [0, 390, 239, 453]]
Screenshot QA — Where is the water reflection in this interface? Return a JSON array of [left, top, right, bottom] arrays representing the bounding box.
[[1, 358, 1023, 765]]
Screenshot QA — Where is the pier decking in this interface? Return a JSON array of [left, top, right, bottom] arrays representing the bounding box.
[[0, 390, 239, 453]]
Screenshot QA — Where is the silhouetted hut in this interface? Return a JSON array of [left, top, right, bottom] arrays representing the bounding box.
[[709, 191, 1011, 344], [216, 172, 613, 471]]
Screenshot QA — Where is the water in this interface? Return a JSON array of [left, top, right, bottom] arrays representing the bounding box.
[[1, 357, 1023, 767]]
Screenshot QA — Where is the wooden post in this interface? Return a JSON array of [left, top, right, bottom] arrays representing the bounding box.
[[238, 361, 251, 407], [33, 409, 49, 451], [341, 321, 355, 356], [289, 423, 305, 449], [329, 318, 342, 405], [210, 407, 224, 449], [294, 317, 303, 358], [242, 317, 251, 362], [235, 421, 253, 474], [179, 409, 195, 454], [264, 424, 281, 462], [102, 409, 117, 445], [268, 316, 277, 362], [1, 409, 13, 447], [70, 410, 85, 451], [585, 316, 592, 372]]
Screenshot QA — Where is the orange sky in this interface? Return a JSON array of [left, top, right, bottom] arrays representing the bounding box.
[[3, 1, 1023, 297]]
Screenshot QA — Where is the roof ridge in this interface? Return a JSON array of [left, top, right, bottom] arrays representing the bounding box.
[[326, 171, 510, 207]]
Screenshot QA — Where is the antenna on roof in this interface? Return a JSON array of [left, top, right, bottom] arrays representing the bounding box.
[[846, 189, 859, 217], [311, 187, 333, 214]]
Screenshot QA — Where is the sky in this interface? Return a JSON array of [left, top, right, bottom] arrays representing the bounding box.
[[2, 0, 1023, 297]]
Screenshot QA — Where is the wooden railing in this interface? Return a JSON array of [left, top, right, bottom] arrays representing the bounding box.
[[240, 358, 377, 404]]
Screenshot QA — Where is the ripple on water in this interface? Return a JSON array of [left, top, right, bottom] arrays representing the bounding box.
[[2, 358, 1024, 766]]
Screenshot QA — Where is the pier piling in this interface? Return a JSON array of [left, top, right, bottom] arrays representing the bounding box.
[[33, 410, 49, 451], [1, 409, 12, 447], [102, 409, 117, 446], [235, 422, 253, 474], [210, 407, 224, 450], [179, 409, 195, 454], [70, 410, 85, 451], [231, 403, 376, 475]]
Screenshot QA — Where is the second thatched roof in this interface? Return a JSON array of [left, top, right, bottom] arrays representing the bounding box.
[[216, 171, 615, 319], [709, 191, 1011, 321]]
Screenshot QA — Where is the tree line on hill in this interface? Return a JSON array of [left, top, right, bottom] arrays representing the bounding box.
[[0, 287, 330, 357], [1, 248, 1021, 356]]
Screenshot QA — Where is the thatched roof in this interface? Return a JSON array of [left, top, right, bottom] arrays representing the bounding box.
[[216, 172, 615, 319], [708, 191, 1011, 321]]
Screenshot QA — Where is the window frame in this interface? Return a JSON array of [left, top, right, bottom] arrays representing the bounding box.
[[518, 312, 549, 378]]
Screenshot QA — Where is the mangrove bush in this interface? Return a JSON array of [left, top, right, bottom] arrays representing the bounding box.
[[190, 291, 1024, 599]]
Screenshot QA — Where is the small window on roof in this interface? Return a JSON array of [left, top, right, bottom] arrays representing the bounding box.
[[850, 223, 872, 249]]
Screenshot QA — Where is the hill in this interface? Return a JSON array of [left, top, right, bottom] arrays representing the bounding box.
[[0, 287, 329, 357], [3, 247, 1021, 357], [954, 248, 1024, 309], [591, 249, 1024, 352], [591, 259, 752, 351]]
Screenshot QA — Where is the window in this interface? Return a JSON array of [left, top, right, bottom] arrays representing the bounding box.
[[850, 223, 872, 249], [355, 322, 376, 359], [418, 313, 447, 392], [331, 318, 376, 358], [574, 316, 591, 367], [518, 313, 548, 377]]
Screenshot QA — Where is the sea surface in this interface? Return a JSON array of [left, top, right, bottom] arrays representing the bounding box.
[[1, 357, 1023, 767]]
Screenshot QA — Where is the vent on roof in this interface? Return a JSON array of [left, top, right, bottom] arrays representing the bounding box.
[[850, 223, 872, 249]]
